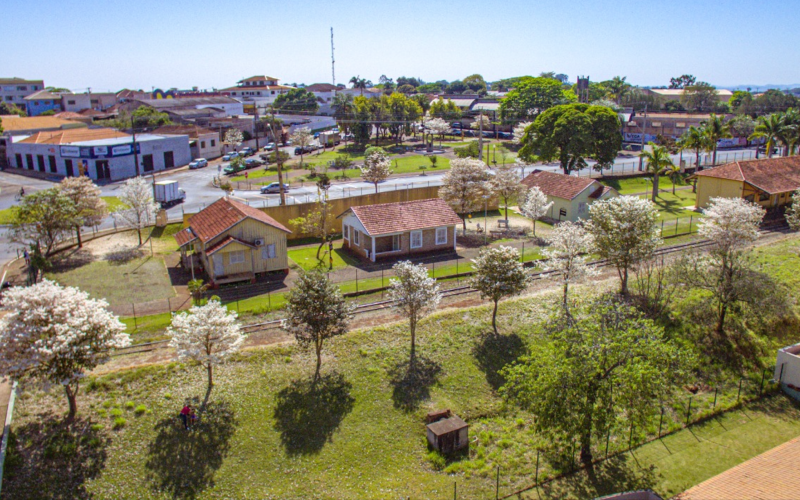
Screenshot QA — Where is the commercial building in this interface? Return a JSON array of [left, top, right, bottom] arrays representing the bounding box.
[[0, 77, 44, 110], [152, 125, 221, 159], [125, 96, 244, 117], [220, 76, 294, 110], [6, 127, 190, 181], [622, 113, 743, 144], [643, 88, 733, 103], [23, 89, 63, 116], [0, 116, 87, 168]]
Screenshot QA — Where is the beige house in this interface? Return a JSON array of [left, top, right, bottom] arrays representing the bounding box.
[[175, 197, 291, 286], [153, 125, 222, 159], [338, 198, 462, 262], [691, 157, 800, 209], [521, 170, 618, 222]]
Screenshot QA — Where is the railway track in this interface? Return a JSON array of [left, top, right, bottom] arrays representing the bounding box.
[[112, 224, 791, 358]]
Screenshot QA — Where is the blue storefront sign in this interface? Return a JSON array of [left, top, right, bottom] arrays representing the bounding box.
[[60, 143, 140, 159]]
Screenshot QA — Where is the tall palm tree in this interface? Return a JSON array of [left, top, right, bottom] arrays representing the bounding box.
[[703, 114, 731, 166], [606, 75, 629, 104], [349, 76, 371, 96], [332, 92, 354, 135], [640, 143, 675, 202], [679, 126, 708, 170], [778, 108, 799, 156], [665, 163, 683, 195], [750, 113, 784, 158]]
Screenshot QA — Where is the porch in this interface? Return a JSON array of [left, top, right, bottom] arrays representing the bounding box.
[[212, 271, 256, 286]]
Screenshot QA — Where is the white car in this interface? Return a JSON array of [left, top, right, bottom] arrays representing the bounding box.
[[188, 158, 208, 169], [222, 152, 239, 161]]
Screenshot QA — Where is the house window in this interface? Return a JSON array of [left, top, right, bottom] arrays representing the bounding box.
[[410, 230, 423, 249], [229, 250, 245, 264], [759, 192, 770, 202], [68, 100, 76, 105], [343, 225, 349, 240], [261, 244, 276, 259], [353, 229, 360, 245], [211, 139, 216, 147], [200, 141, 206, 148], [435, 227, 447, 245], [392, 234, 401, 251]]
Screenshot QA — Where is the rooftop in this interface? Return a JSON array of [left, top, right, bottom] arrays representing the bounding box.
[[521, 170, 601, 200], [339, 198, 463, 236], [17, 128, 129, 145], [151, 125, 216, 138], [675, 434, 800, 500], [692, 156, 800, 195], [182, 197, 290, 244], [0, 77, 43, 85], [427, 415, 468, 436], [136, 96, 240, 109], [0, 116, 87, 132], [647, 88, 734, 97], [239, 75, 279, 83], [23, 89, 65, 100], [305, 83, 339, 92]]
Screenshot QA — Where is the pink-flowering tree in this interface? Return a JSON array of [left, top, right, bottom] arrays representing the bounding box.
[[541, 221, 598, 310], [520, 186, 553, 236], [390, 261, 441, 362], [168, 299, 244, 395], [471, 246, 529, 334], [360, 148, 393, 193], [0, 280, 130, 421]]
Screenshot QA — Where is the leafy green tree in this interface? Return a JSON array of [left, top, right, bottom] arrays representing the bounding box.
[[462, 74, 487, 94], [603, 76, 630, 103], [665, 163, 683, 195], [416, 82, 443, 94], [352, 96, 375, 146], [703, 114, 732, 166], [499, 77, 575, 121], [409, 93, 431, 115], [283, 270, 355, 380], [0, 102, 27, 116], [750, 113, 783, 158], [519, 103, 621, 174], [470, 246, 528, 334], [132, 106, 172, 127], [729, 90, 752, 112], [678, 126, 709, 168], [681, 82, 719, 112], [349, 76, 371, 95], [428, 98, 461, 121], [728, 114, 756, 142], [640, 143, 675, 201], [669, 74, 696, 89], [274, 88, 319, 114], [502, 298, 693, 464], [11, 188, 78, 257]]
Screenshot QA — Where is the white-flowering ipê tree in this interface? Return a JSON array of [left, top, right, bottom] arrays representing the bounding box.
[[0, 279, 130, 421], [224, 128, 243, 151], [541, 221, 598, 310], [470, 246, 529, 334], [513, 121, 533, 144], [283, 270, 355, 380], [390, 261, 441, 362], [439, 158, 491, 234], [114, 176, 159, 245], [490, 164, 527, 221], [60, 176, 107, 247], [168, 299, 244, 395], [520, 186, 553, 236], [674, 197, 767, 336], [787, 189, 800, 231], [585, 196, 661, 296], [424, 116, 450, 145], [291, 127, 314, 167], [360, 147, 393, 193]]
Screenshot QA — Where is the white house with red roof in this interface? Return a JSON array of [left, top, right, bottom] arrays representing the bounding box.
[[338, 198, 462, 262], [521, 170, 618, 222], [174, 197, 291, 286]]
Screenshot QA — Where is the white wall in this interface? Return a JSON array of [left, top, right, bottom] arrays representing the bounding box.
[[197, 102, 243, 116], [776, 344, 800, 388]]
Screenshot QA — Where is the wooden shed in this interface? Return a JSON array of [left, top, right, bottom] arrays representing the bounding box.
[[426, 410, 469, 454]]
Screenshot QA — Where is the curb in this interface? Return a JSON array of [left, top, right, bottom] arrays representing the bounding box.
[[0, 382, 18, 496]]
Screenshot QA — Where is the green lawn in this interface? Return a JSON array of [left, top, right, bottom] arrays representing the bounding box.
[[102, 196, 128, 212], [0, 206, 18, 225], [46, 255, 175, 309], [288, 240, 361, 272]]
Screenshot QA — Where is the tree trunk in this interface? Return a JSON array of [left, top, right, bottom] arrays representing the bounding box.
[[207, 364, 214, 391], [580, 386, 597, 464], [563, 281, 569, 309], [75, 225, 83, 248], [620, 266, 629, 296], [462, 216, 467, 235], [137, 228, 143, 246], [491, 300, 499, 335], [533, 219, 537, 237], [314, 340, 322, 381], [716, 303, 728, 337], [374, 183, 379, 194], [712, 145, 718, 167], [672, 179, 676, 195], [277, 161, 286, 206], [652, 173, 659, 202], [64, 384, 78, 422], [409, 315, 417, 364], [504, 201, 509, 221]]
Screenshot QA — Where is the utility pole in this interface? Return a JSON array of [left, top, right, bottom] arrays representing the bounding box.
[[478, 113, 484, 162], [131, 115, 141, 177], [330, 27, 336, 86], [87, 87, 92, 110], [638, 102, 648, 171], [269, 110, 286, 205], [254, 105, 260, 151]]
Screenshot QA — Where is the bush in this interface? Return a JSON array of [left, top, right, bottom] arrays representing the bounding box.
[[427, 450, 446, 471], [134, 404, 147, 415], [113, 417, 126, 430], [454, 141, 480, 159], [110, 408, 123, 418], [124, 401, 135, 410], [91, 423, 104, 432]]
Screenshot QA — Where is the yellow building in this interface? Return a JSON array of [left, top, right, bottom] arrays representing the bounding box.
[[692, 157, 800, 210], [174, 197, 291, 286]]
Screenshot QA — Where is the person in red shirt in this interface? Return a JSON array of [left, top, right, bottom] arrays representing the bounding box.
[[180, 405, 191, 430]]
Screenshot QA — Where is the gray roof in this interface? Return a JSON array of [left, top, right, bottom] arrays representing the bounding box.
[[427, 416, 468, 436], [471, 102, 500, 111], [136, 96, 240, 109]]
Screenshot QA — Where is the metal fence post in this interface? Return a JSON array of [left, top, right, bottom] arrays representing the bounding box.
[[686, 396, 692, 425], [456, 259, 459, 283], [521, 242, 525, 262], [658, 406, 664, 437], [432, 261, 435, 279], [453, 481, 457, 500], [689, 215, 693, 234], [236, 298, 240, 314], [355, 269, 358, 293], [535, 449, 540, 483], [132, 302, 137, 330], [713, 388, 718, 409], [267, 288, 272, 310], [760, 368, 767, 395], [495, 465, 500, 500], [737, 378, 743, 402]]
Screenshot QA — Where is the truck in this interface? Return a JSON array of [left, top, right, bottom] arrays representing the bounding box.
[[319, 131, 341, 147], [154, 180, 186, 208]]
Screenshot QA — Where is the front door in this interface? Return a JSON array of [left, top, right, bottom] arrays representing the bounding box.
[[213, 254, 224, 277]]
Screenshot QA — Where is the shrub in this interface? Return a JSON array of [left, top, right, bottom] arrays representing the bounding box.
[[124, 401, 135, 410], [134, 404, 147, 415], [101, 400, 113, 409], [110, 408, 123, 418], [454, 141, 480, 159], [113, 417, 126, 430], [91, 423, 104, 432], [427, 450, 446, 471]]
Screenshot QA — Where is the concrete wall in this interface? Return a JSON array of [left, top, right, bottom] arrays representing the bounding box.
[[26, 98, 61, 116], [776, 343, 800, 392], [695, 177, 745, 209]]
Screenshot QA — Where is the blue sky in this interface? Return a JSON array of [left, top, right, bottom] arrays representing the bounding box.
[[3, 0, 798, 92]]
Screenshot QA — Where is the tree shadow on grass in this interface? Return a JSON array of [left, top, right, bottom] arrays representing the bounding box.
[[387, 355, 443, 412], [538, 454, 658, 500], [49, 248, 95, 272], [273, 372, 355, 456], [472, 331, 527, 390], [2, 414, 109, 500], [144, 401, 237, 500]]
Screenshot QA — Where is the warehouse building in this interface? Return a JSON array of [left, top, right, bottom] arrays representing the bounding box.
[[6, 128, 190, 181]]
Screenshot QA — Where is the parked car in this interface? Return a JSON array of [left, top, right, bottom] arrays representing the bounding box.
[[757, 145, 778, 156], [222, 151, 239, 161], [262, 143, 275, 151], [223, 162, 245, 175], [240, 147, 255, 157], [497, 132, 512, 140], [313, 132, 321, 139], [462, 130, 476, 137], [260, 182, 290, 194], [284, 140, 293, 146], [188, 158, 208, 169], [451, 122, 463, 129], [244, 158, 263, 168]]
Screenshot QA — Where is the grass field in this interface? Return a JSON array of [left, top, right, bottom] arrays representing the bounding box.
[[0, 206, 18, 225], [102, 196, 128, 212], [288, 240, 361, 271]]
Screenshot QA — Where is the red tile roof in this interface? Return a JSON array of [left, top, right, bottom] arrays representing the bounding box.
[[339, 198, 462, 236], [151, 125, 217, 139], [589, 185, 616, 199], [174, 227, 196, 247], [18, 128, 129, 144], [205, 236, 255, 256], [693, 156, 800, 195], [675, 434, 800, 500], [521, 170, 599, 200], [183, 197, 290, 245]]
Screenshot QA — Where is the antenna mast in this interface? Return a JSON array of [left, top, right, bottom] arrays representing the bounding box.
[[330, 27, 336, 86]]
